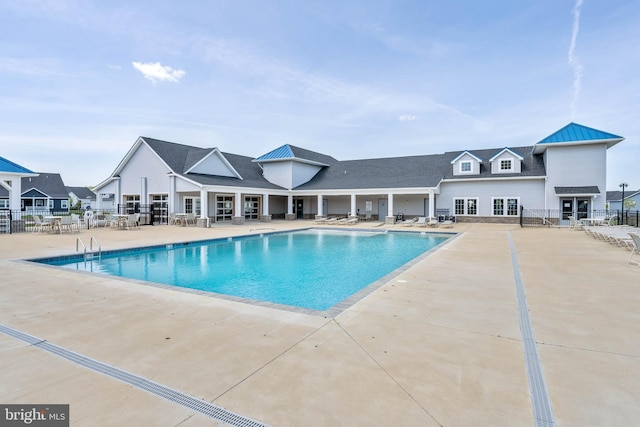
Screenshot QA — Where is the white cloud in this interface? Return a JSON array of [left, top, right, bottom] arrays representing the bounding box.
[[132, 61, 185, 83], [398, 114, 417, 121]]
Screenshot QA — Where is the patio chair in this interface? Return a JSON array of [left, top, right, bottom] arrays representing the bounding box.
[[628, 233, 640, 267], [60, 215, 79, 233], [568, 216, 584, 231], [185, 213, 197, 226], [32, 215, 52, 233], [125, 214, 139, 229]]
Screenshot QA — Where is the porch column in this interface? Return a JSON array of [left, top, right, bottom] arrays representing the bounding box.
[[350, 194, 357, 219], [199, 188, 209, 227], [386, 193, 395, 224], [168, 176, 176, 213], [10, 178, 21, 211], [428, 189, 435, 218], [261, 193, 271, 222], [285, 194, 295, 220], [114, 178, 121, 213], [315, 194, 324, 219], [232, 191, 244, 225]]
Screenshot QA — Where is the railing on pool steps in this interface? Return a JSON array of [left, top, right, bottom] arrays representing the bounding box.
[[76, 237, 102, 261]]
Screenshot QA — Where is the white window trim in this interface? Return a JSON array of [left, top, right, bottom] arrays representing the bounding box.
[[499, 158, 514, 172], [453, 197, 479, 216], [459, 161, 473, 174], [491, 197, 520, 216]]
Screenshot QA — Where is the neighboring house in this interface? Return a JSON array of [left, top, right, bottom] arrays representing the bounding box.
[[607, 189, 640, 212], [67, 186, 96, 210], [92, 123, 623, 225], [0, 173, 71, 213], [0, 156, 38, 210], [67, 186, 116, 211]]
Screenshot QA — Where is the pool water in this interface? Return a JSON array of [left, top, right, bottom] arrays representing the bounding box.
[[42, 229, 449, 311]]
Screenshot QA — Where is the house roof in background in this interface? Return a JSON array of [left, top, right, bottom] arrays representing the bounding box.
[[606, 190, 640, 201], [67, 186, 96, 200]]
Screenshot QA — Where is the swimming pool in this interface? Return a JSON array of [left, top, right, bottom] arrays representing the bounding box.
[[36, 229, 451, 313]]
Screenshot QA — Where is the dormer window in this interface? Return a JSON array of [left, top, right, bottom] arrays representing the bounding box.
[[490, 148, 523, 174], [461, 161, 471, 172]]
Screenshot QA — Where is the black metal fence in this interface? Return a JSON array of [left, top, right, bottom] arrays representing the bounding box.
[[520, 207, 640, 228], [0, 208, 119, 234]]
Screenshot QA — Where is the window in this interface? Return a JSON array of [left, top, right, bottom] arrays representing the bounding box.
[[493, 199, 504, 216], [492, 197, 519, 216], [184, 197, 201, 215], [123, 194, 140, 214], [61, 200, 69, 209], [454, 198, 478, 216], [216, 195, 233, 221], [500, 159, 512, 171], [460, 161, 471, 172], [0, 200, 9, 208]]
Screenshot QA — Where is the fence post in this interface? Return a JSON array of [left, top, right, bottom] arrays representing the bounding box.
[[520, 206, 523, 227]]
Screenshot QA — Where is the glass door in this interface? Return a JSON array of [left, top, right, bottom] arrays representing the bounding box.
[[561, 199, 573, 220]]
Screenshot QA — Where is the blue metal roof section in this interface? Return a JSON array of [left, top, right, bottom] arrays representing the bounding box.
[[537, 122, 622, 144], [256, 144, 295, 161], [0, 156, 35, 174]]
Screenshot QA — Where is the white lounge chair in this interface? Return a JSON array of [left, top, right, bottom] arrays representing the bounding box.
[[628, 233, 640, 267]]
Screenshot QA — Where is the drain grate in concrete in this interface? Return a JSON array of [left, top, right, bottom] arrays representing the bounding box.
[[508, 233, 556, 427], [0, 324, 269, 427]]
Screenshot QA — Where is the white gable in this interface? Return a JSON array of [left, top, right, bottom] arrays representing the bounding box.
[[451, 151, 482, 176], [186, 149, 241, 179], [489, 148, 523, 174]]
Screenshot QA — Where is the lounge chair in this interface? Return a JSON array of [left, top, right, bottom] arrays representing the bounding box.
[[398, 217, 418, 226], [427, 217, 439, 227], [628, 233, 640, 267], [412, 217, 428, 227], [441, 219, 454, 228], [337, 217, 359, 225]]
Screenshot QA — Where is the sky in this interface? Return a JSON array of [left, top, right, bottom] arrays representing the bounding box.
[[1, 0, 638, 190]]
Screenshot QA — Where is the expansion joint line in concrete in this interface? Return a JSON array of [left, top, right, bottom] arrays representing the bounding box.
[[507, 232, 556, 427], [332, 319, 443, 427], [0, 324, 270, 427]]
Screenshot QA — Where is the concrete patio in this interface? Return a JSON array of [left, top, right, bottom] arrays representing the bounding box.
[[0, 222, 638, 426]]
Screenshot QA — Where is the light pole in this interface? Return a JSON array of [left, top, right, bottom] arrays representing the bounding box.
[[619, 182, 628, 225]]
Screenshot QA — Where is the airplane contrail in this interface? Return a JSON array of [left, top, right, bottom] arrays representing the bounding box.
[[569, 0, 584, 119]]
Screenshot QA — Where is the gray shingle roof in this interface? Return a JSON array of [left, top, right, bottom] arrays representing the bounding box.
[[67, 186, 96, 200], [139, 137, 547, 192], [22, 173, 69, 198], [296, 145, 545, 190]]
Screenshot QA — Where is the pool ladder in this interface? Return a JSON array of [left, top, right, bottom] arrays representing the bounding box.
[[76, 236, 101, 261]]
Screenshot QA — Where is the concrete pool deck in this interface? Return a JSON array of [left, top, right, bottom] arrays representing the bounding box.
[[0, 222, 638, 426]]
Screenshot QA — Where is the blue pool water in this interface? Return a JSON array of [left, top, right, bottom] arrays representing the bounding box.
[[39, 229, 449, 311]]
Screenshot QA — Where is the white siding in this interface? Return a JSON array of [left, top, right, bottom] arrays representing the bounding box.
[[439, 179, 545, 216], [119, 144, 173, 199], [544, 144, 607, 210], [261, 162, 293, 189]]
